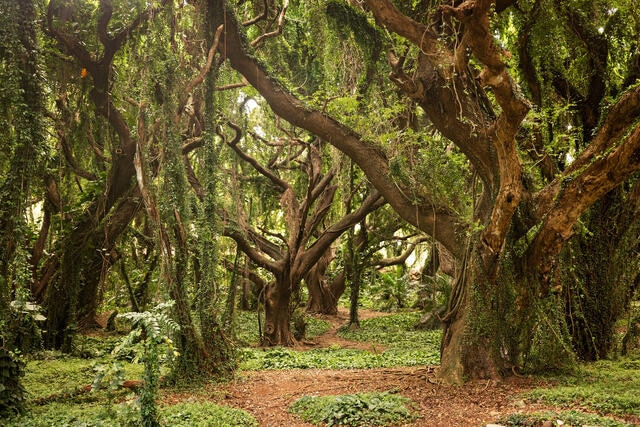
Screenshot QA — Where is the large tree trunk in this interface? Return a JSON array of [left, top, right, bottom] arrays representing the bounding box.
[[208, 0, 640, 383], [305, 250, 345, 315], [438, 251, 506, 384], [306, 272, 346, 315], [262, 276, 295, 346]]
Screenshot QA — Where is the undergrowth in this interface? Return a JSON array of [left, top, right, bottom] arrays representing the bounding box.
[[22, 353, 143, 401], [524, 358, 640, 416], [5, 400, 257, 426], [239, 311, 441, 370], [336, 311, 438, 349], [234, 310, 331, 345], [11, 349, 254, 426], [498, 410, 634, 427], [289, 390, 418, 426]]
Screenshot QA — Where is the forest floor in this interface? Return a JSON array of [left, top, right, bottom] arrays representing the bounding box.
[[163, 308, 640, 427]]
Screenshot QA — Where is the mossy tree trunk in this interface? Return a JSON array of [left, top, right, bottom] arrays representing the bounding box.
[[262, 272, 296, 346], [0, 0, 45, 414], [560, 189, 640, 361]]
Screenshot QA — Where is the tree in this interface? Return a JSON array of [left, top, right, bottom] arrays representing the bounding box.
[[40, 0, 167, 350], [0, 0, 46, 415], [218, 120, 385, 345], [34, 0, 236, 380], [207, 0, 640, 383]]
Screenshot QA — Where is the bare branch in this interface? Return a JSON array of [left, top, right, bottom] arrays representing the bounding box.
[[59, 131, 98, 181], [221, 257, 268, 289], [178, 24, 224, 116], [223, 226, 281, 272], [304, 183, 338, 241], [215, 78, 248, 91], [181, 137, 205, 154], [183, 154, 204, 201], [371, 235, 430, 268], [251, 0, 289, 48], [243, 0, 269, 26], [221, 120, 290, 192], [86, 130, 110, 163], [298, 190, 387, 271]]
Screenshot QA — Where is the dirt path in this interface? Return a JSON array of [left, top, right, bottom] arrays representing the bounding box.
[[297, 307, 389, 352], [217, 366, 550, 426], [168, 309, 639, 426]]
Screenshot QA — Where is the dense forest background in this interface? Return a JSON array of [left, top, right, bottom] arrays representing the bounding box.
[[1, 0, 640, 420]]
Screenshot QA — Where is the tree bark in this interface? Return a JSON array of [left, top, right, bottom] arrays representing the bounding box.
[[40, 0, 166, 348], [262, 274, 295, 346], [305, 249, 346, 315], [306, 271, 346, 315]]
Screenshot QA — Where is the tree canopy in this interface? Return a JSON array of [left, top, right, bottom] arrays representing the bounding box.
[[0, 0, 639, 395]]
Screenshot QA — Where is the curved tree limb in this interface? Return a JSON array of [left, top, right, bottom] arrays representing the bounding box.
[[250, 0, 289, 48], [441, 0, 530, 265], [296, 190, 387, 272], [535, 85, 640, 216], [530, 122, 640, 281], [208, 0, 466, 259], [223, 226, 282, 272], [371, 235, 431, 268], [220, 119, 290, 192], [178, 24, 224, 115]]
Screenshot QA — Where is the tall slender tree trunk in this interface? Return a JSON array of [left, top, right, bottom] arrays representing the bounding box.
[[347, 219, 368, 328], [0, 0, 44, 413], [167, 239, 209, 377]]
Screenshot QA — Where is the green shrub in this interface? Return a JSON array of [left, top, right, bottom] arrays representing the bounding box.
[[5, 400, 256, 426], [0, 348, 26, 417], [161, 401, 257, 426], [22, 353, 143, 401], [498, 410, 633, 427], [113, 302, 180, 427], [525, 358, 640, 415], [289, 391, 418, 426]]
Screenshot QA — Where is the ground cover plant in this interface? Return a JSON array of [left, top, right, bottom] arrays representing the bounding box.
[[5, 400, 257, 427], [497, 410, 634, 427], [289, 390, 418, 426], [523, 358, 640, 416], [4, 309, 640, 426], [233, 310, 333, 345], [238, 311, 441, 370]]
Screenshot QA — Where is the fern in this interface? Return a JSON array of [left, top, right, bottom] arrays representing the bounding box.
[[112, 301, 181, 427]]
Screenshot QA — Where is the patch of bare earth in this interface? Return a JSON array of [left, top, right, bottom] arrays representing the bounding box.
[[170, 309, 640, 426], [218, 367, 553, 426]]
